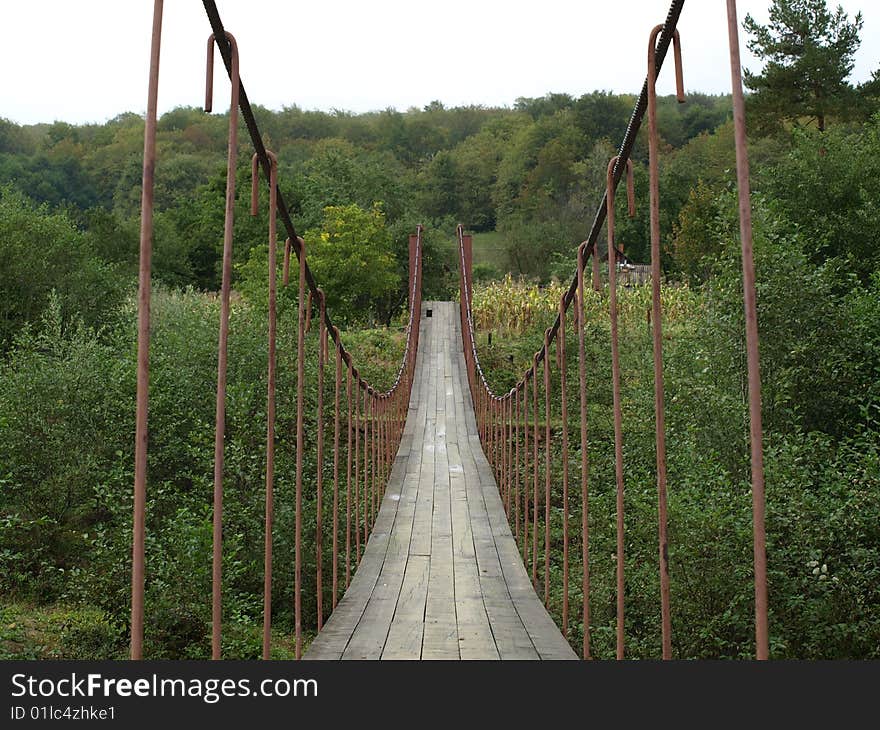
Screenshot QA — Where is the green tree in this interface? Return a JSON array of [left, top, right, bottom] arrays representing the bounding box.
[[305, 203, 399, 326], [0, 188, 125, 347], [744, 0, 863, 132]]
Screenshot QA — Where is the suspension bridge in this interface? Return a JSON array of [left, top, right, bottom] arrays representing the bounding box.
[[128, 0, 768, 660]]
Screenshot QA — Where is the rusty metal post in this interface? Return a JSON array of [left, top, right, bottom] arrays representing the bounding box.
[[315, 291, 326, 632], [606, 156, 630, 660], [489, 396, 495, 476], [206, 30, 240, 661], [294, 234, 306, 660], [577, 243, 592, 660], [462, 231, 473, 324], [251, 149, 279, 660], [558, 295, 570, 636], [502, 397, 509, 509], [131, 0, 163, 661], [523, 373, 530, 564], [532, 357, 540, 587], [354, 376, 361, 565], [364, 388, 371, 542], [371, 391, 377, 530], [409, 233, 417, 312], [648, 23, 683, 661], [345, 364, 353, 587], [508, 393, 515, 520], [514, 386, 520, 543], [543, 330, 552, 608], [333, 328, 342, 609], [726, 0, 769, 660], [283, 237, 291, 287]]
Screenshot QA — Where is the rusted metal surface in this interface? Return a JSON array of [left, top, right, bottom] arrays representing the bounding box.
[[294, 236, 306, 660], [130, 0, 164, 661], [514, 386, 520, 543], [648, 23, 683, 660], [543, 328, 552, 608], [206, 29, 239, 661], [522, 374, 530, 564], [606, 155, 632, 660], [345, 365, 353, 588], [726, 0, 769, 661], [558, 295, 570, 637], [354, 375, 361, 565], [532, 358, 539, 588], [576, 244, 591, 660], [250, 149, 279, 660], [333, 327, 342, 609], [316, 290, 326, 632]]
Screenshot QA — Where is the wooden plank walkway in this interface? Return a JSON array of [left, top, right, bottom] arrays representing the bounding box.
[[304, 302, 577, 660]]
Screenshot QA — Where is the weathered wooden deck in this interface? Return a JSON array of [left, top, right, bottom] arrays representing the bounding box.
[[304, 302, 576, 660]]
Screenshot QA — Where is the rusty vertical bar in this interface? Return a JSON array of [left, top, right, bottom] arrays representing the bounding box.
[[409, 233, 417, 312], [207, 30, 239, 661], [380, 397, 386, 505], [577, 244, 592, 660], [501, 397, 508, 508], [558, 296, 570, 637], [333, 328, 342, 609], [531, 358, 539, 587], [543, 331, 552, 608], [130, 0, 163, 661], [371, 391, 377, 530], [606, 156, 628, 660], [315, 291, 326, 632], [488, 396, 494, 475], [294, 233, 306, 660], [364, 388, 371, 543], [462, 232, 473, 314], [251, 150, 278, 660], [523, 373, 530, 564], [345, 364, 353, 588], [382, 396, 388, 490], [354, 376, 361, 565], [648, 24, 682, 661], [506, 396, 513, 514], [378, 397, 383, 496], [458, 226, 467, 346], [726, 0, 768, 661], [508, 393, 514, 520], [514, 386, 520, 544]]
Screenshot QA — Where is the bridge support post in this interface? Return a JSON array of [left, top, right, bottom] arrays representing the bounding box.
[[408, 233, 418, 312], [131, 0, 164, 661]]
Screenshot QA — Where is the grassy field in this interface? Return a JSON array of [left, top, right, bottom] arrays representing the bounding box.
[[471, 231, 510, 275]]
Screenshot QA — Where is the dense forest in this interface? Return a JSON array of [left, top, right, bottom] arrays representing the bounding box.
[[1, 0, 879, 658]]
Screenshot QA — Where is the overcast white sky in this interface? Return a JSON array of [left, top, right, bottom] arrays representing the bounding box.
[[2, 1, 877, 125]]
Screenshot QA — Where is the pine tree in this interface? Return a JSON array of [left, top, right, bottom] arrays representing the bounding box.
[[743, 0, 863, 131]]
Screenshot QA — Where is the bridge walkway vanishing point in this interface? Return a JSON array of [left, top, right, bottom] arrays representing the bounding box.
[[305, 302, 576, 660]]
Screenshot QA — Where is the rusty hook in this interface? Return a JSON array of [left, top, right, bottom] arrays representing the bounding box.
[[205, 32, 239, 114], [607, 156, 636, 221], [649, 25, 685, 104]]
